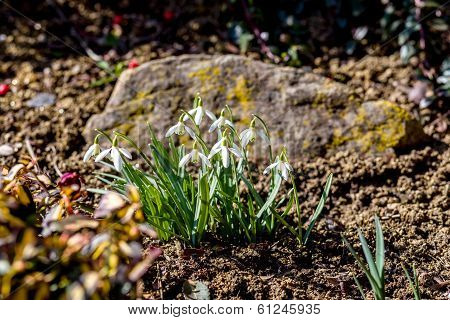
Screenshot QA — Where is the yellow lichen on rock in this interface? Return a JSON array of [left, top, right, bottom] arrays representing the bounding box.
[[187, 66, 222, 94], [226, 75, 254, 125], [331, 100, 416, 152]]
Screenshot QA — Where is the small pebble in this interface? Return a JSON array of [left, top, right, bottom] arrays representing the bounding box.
[[26, 92, 56, 108], [0, 144, 14, 156]]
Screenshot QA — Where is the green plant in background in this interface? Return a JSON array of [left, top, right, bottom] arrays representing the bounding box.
[[436, 57, 450, 99], [90, 61, 126, 87], [86, 95, 333, 247], [381, 1, 448, 63], [229, 0, 448, 79], [342, 216, 385, 300], [402, 263, 421, 300]]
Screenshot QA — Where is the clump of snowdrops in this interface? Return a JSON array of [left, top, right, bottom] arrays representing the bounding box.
[[86, 95, 332, 246]]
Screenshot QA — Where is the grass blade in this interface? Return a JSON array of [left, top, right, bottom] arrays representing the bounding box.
[[352, 273, 366, 300], [358, 229, 382, 290], [402, 263, 421, 300], [375, 215, 385, 282], [304, 173, 333, 244], [256, 174, 281, 219]]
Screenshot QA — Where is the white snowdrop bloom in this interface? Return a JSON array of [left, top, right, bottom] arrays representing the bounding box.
[[208, 137, 243, 168], [263, 153, 293, 181], [95, 137, 132, 171], [183, 106, 215, 126], [165, 120, 195, 139], [239, 127, 269, 148], [183, 97, 215, 126], [83, 135, 102, 162], [179, 147, 211, 168], [208, 111, 234, 132]]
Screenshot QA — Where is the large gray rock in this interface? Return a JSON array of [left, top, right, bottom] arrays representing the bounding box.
[[84, 54, 426, 158]]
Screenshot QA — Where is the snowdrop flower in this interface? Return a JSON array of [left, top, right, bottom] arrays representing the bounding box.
[[263, 148, 293, 181], [208, 133, 243, 168], [179, 142, 211, 168], [95, 136, 132, 171], [239, 118, 270, 148], [166, 115, 195, 138], [209, 109, 234, 132], [183, 96, 215, 125], [83, 134, 102, 162]]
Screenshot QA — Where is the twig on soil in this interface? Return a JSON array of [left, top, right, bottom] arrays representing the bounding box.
[[49, 145, 63, 177], [25, 139, 50, 195], [25, 138, 40, 171]]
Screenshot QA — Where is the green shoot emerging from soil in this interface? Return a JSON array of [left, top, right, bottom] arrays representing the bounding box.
[[402, 263, 421, 300], [86, 94, 332, 246], [343, 216, 385, 300]]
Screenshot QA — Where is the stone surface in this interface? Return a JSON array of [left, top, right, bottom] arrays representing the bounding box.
[[84, 54, 426, 158], [26, 92, 56, 108]]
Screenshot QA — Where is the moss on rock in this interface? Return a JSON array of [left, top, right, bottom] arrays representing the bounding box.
[[331, 100, 425, 153]]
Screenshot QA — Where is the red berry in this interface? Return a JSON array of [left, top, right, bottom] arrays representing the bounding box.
[[112, 15, 123, 25], [128, 59, 139, 69], [163, 10, 174, 22], [0, 84, 10, 96]]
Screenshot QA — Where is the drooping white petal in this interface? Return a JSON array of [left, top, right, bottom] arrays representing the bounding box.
[[209, 118, 222, 132], [205, 109, 216, 120], [232, 143, 241, 150], [111, 147, 123, 171], [119, 148, 132, 159], [182, 108, 198, 122], [257, 129, 270, 144], [83, 144, 96, 162], [280, 163, 289, 181], [263, 161, 279, 175], [185, 126, 196, 139], [284, 161, 293, 172], [208, 147, 221, 159], [225, 120, 235, 128], [221, 146, 230, 168], [228, 148, 243, 160], [198, 153, 211, 167], [95, 148, 112, 162], [211, 138, 225, 152], [229, 144, 243, 159], [194, 108, 204, 125], [179, 153, 192, 167], [239, 128, 250, 140], [165, 124, 179, 137], [240, 130, 252, 148]]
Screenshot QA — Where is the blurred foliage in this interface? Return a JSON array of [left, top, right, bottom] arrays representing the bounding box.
[[0, 161, 160, 299], [229, 1, 448, 74]]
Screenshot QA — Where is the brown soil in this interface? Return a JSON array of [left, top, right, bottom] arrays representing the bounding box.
[[0, 1, 449, 300], [144, 147, 449, 300]]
